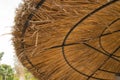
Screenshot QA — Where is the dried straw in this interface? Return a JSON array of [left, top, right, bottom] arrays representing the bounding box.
[[12, 0, 120, 80]]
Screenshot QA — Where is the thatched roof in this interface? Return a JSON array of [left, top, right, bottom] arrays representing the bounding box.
[[13, 0, 120, 80]]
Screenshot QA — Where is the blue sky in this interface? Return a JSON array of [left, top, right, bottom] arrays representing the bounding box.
[[0, 0, 22, 67]]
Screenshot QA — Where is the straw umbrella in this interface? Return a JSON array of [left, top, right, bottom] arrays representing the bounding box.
[[12, 0, 120, 80]]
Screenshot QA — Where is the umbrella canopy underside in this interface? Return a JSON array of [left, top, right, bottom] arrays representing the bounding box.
[[13, 0, 120, 80]]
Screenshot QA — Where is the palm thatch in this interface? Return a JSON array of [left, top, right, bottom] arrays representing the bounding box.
[[12, 0, 120, 80]]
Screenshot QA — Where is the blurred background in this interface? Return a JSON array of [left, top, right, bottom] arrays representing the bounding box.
[[0, 0, 37, 80]]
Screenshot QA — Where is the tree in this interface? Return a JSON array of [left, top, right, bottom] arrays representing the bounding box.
[[24, 69, 37, 80], [0, 64, 14, 80], [0, 52, 4, 68], [0, 52, 4, 61], [14, 55, 37, 80], [14, 55, 25, 80]]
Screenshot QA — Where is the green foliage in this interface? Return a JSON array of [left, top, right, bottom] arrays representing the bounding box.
[[0, 53, 37, 80], [13, 75, 19, 80], [0, 64, 14, 80], [24, 69, 37, 80], [0, 75, 2, 80], [0, 52, 4, 60]]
